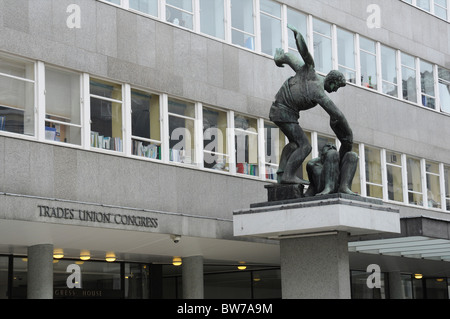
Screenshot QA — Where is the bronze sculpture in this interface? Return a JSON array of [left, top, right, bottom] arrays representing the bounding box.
[[270, 25, 358, 196]]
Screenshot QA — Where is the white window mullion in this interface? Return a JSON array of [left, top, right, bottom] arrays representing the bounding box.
[[331, 24, 338, 70], [224, 0, 232, 43], [81, 73, 91, 150], [355, 34, 362, 87], [310, 131, 318, 159], [193, 0, 201, 33], [160, 93, 170, 163], [396, 50, 403, 99], [36, 61, 46, 142], [254, 0, 261, 54], [381, 149, 389, 201], [421, 158, 428, 208], [228, 110, 236, 175], [306, 15, 314, 58], [195, 102, 204, 168], [123, 83, 132, 157], [401, 154, 409, 204], [415, 57, 422, 106], [257, 118, 265, 180], [160, 0, 167, 21], [433, 64, 440, 111], [439, 163, 447, 211], [376, 42, 383, 94], [281, 4, 288, 52], [359, 143, 367, 197], [122, 0, 130, 10]]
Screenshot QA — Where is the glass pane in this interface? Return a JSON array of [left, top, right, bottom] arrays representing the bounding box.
[[0, 55, 34, 80], [260, 7, 282, 56], [420, 60, 435, 109], [169, 98, 196, 164], [287, 8, 307, 51], [417, 0, 431, 11], [435, 5, 448, 19], [12, 257, 27, 299], [200, 0, 225, 39], [387, 165, 403, 202], [407, 157, 423, 205], [365, 146, 382, 199], [381, 46, 398, 97], [203, 106, 228, 171], [232, 29, 255, 50], [231, 0, 254, 34], [337, 28, 356, 83], [260, 0, 281, 17], [252, 269, 281, 299], [235, 114, 258, 177], [360, 38, 377, 90], [313, 19, 331, 37], [124, 263, 150, 299], [166, 0, 193, 29], [264, 122, 285, 166], [427, 173, 441, 208], [445, 165, 450, 211], [45, 67, 81, 145], [53, 260, 122, 299], [90, 79, 123, 152], [439, 67, 450, 113], [351, 270, 387, 299], [129, 0, 158, 16], [204, 271, 251, 299], [313, 19, 332, 74], [0, 256, 8, 299], [351, 143, 361, 195], [402, 63, 417, 103]]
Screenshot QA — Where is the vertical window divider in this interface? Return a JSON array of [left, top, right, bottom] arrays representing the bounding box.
[[433, 64, 440, 111], [81, 73, 91, 150], [359, 143, 367, 197], [439, 163, 447, 211], [400, 154, 408, 204], [331, 24, 338, 71], [306, 15, 314, 58], [381, 148, 388, 201], [228, 110, 236, 175], [161, 93, 170, 163], [375, 42, 383, 94], [195, 102, 204, 168], [257, 118, 265, 180], [281, 4, 288, 52], [224, 0, 232, 43], [254, 0, 262, 54], [415, 57, 422, 106], [421, 158, 428, 208], [355, 34, 362, 87], [193, 0, 201, 33], [160, 0, 167, 21], [123, 83, 132, 157], [310, 131, 318, 159], [122, 0, 129, 10], [396, 50, 403, 99], [36, 61, 46, 142]]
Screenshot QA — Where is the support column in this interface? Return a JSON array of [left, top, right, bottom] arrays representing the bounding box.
[[280, 232, 351, 299], [182, 255, 204, 299], [27, 244, 54, 299]]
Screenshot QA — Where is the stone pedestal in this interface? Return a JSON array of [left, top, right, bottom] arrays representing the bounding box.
[[264, 184, 305, 202], [233, 194, 400, 299]]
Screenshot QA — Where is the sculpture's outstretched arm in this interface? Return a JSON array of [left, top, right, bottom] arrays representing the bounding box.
[[288, 24, 315, 69], [274, 48, 304, 72]]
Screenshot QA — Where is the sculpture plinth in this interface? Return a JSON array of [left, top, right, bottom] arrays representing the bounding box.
[[264, 183, 305, 202], [233, 195, 400, 299]]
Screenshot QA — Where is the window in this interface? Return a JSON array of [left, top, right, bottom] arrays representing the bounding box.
[[166, 0, 194, 30], [351, 270, 387, 299], [235, 114, 258, 176], [365, 146, 383, 199], [351, 143, 361, 195], [425, 161, 441, 208], [434, 0, 448, 19], [89, 78, 123, 152], [168, 97, 196, 165], [264, 122, 286, 181], [360, 37, 378, 90], [438, 67, 450, 113], [337, 28, 356, 84], [401, 53, 417, 103], [407, 157, 423, 206], [286, 8, 307, 56], [445, 165, 450, 211], [381, 45, 398, 97], [386, 151, 404, 202], [260, 0, 282, 56], [420, 60, 436, 109], [312, 18, 332, 74], [131, 89, 161, 160], [129, 0, 158, 17], [105, 0, 121, 5], [0, 55, 35, 136], [199, 0, 225, 40], [45, 67, 81, 145], [203, 106, 229, 172], [231, 0, 255, 50], [417, 0, 431, 11]]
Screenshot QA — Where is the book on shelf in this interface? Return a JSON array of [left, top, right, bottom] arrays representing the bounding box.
[[133, 140, 161, 160], [45, 126, 57, 141], [90, 131, 122, 152], [237, 163, 258, 176], [0, 116, 5, 131], [170, 149, 192, 164], [265, 166, 277, 180]]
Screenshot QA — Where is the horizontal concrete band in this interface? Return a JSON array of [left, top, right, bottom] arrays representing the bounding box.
[[234, 196, 401, 238]]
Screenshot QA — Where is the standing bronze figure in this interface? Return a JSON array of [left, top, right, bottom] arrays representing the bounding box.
[[270, 25, 358, 196]]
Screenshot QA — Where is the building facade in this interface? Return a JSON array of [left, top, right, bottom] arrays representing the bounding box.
[[0, 0, 449, 299]]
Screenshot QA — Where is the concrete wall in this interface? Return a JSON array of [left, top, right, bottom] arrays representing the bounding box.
[[0, 0, 449, 216]]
